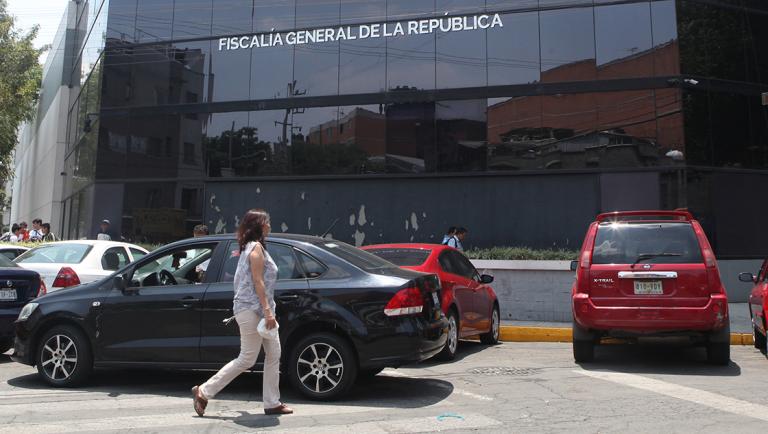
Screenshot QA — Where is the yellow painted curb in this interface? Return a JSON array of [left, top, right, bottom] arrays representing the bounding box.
[[499, 326, 754, 346]]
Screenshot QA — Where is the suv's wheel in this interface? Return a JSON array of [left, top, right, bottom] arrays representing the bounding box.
[[288, 333, 358, 400], [572, 321, 595, 363], [36, 325, 93, 387], [480, 305, 500, 345], [437, 309, 459, 361], [707, 324, 731, 366]]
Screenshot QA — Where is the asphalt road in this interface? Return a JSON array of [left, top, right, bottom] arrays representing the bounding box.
[[2, 341, 768, 433]]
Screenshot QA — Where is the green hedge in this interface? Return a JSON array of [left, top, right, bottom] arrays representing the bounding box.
[[464, 246, 578, 261]]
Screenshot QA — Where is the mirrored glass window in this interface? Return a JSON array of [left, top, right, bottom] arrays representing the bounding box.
[[487, 12, 539, 86], [136, 0, 173, 42], [595, 3, 653, 79], [540, 7, 596, 81], [172, 0, 212, 39]]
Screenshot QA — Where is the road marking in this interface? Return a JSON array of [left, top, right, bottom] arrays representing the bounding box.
[[266, 412, 502, 434], [381, 370, 494, 401], [576, 370, 768, 422]]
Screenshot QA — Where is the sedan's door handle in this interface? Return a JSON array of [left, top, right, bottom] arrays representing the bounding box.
[[276, 294, 299, 301], [180, 296, 200, 308]]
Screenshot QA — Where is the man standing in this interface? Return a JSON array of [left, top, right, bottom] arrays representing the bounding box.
[[41, 223, 57, 242], [441, 226, 456, 245], [447, 227, 467, 251], [97, 219, 112, 241], [28, 219, 44, 242]]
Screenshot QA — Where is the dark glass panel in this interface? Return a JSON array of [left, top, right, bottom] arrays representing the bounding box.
[[253, 0, 295, 33], [204, 112, 250, 177], [296, 0, 340, 29], [654, 88, 684, 152], [682, 89, 711, 166], [539, 7, 596, 82], [107, 0, 138, 42], [387, 1, 434, 21], [436, 100, 487, 172], [385, 101, 436, 173], [485, 0, 538, 13], [487, 96, 543, 171], [339, 1, 386, 94], [249, 109, 292, 175], [290, 106, 357, 175], [541, 93, 598, 168], [250, 45, 294, 99], [170, 40, 212, 104], [340, 0, 387, 25], [125, 43, 174, 107], [595, 3, 653, 79], [650, 0, 679, 76], [124, 114, 185, 179], [487, 11, 540, 86], [212, 0, 253, 36], [436, 0, 486, 89], [136, 0, 173, 43], [678, 0, 748, 81], [172, 0, 212, 39], [539, 0, 592, 7], [437, 0, 485, 15], [210, 48, 251, 102], [336, 105, 387, 174], [745, 6, 768, 85], [387, 25, 435, 90]]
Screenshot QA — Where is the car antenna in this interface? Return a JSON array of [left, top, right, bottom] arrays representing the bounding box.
[[320, 218, 340, 239]]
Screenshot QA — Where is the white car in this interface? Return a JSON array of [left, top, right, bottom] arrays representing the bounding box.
[[13, 240, 149, 291]]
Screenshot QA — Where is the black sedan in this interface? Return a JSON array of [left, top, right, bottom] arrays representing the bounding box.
[[12, 234, 447, 399], [0, 254, 45, 354]]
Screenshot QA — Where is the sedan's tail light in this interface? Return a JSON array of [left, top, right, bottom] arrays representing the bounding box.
[[52, 267, 80, 288], [384, 287, 424, 317], [36, 279, 47, 297]]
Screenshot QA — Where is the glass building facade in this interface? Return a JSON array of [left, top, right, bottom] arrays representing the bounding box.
[[62, 0, 768, 256]]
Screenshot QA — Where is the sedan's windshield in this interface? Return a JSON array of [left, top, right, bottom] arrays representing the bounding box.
[[15, 244, 93, 264]]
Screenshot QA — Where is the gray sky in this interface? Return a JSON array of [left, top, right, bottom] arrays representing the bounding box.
[[7, 0, 69, 63]]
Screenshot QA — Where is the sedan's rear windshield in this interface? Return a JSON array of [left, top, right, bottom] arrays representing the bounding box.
[[592, 223, 703, 264], [315, 241, 397, 271], [15, 244, 93, 264], [365, 248, 430, 266]]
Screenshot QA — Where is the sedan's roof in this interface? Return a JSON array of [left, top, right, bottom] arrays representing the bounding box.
[[184, 233, 334, 245]]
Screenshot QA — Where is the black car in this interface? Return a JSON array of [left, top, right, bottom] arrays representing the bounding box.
[[0, 254, 45, 354], [12, 234, 447, 399]]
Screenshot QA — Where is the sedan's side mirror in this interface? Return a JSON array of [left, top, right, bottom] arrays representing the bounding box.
[[570, 260, 579, 272], [480, 274, 494, 284], [114, 275, 127, 292], [739, 272, 756, 283]]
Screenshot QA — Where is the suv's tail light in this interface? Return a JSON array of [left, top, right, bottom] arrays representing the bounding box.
[[693, 222, 725, 295], [52, 267, 80, 288], [384, 287, 424, 317], [575, 223, 598, 295], [36, 279, 47, 297]]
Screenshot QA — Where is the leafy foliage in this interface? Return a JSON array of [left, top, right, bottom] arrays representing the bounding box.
[[0, 0, 44, 187], [465, 246, 578, 261]]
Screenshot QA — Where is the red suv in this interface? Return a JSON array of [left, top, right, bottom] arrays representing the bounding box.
[[571, 210, 730, 364]]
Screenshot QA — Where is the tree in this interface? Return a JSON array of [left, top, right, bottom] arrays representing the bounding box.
[[0, 0, 44, 185]]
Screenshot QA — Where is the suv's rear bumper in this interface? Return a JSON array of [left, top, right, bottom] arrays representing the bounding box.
[[573, 293, 729, 333]]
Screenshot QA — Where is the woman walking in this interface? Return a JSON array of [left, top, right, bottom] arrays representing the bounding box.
[[192, 209, 293, 416]]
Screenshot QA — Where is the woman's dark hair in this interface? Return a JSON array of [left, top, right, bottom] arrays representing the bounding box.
[[11, 223, 19, 233], [237, 209, 270, 252], [42, 223, 51, 232]]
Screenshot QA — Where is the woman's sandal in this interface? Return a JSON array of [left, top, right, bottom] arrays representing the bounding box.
[[191, 386, 208, 417], [264, 404, 294, 415]]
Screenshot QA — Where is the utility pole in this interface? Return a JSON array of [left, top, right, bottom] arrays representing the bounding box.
[[274, 80, 306, 149]]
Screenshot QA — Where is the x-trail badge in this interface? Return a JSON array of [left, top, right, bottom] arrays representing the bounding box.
[[643, 264, 652, 270]]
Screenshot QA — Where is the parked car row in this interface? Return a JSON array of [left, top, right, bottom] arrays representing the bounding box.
[[5, 235, 499, 400]]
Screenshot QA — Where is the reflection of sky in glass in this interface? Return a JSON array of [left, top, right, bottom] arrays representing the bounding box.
[[212, 0, 253, 35], [136, 0, 173, 42], [296, 0, 341, 28], [172, 0, 212, 38], [539, 8, 595, 71], [488, 12, 540, 85], [595, 3, 652, 65], [651, 0, 678, 45]]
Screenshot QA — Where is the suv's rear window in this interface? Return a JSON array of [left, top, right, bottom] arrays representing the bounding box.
[[592, 223, 703, 264], [365, 248, 430, 266], [315, 241, 396, 271]]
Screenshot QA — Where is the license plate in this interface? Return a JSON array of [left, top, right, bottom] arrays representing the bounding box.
[[633, 281, 663, 295], [431, 292, 440, 308], [0, 289, 17, 301]]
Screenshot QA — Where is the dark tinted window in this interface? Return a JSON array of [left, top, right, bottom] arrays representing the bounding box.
[[592, 223, 704, 264], [267, 243, 304, 280], [0, 253, 17, 267], [448, 251, 476, 279], [365, 248, 431, 266], [316, 241, 395, 271], [297, 251, 327, 278], [102, 247, 130, 270]]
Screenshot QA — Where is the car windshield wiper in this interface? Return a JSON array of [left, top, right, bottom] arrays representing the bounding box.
[[631, 252, 682, 268]]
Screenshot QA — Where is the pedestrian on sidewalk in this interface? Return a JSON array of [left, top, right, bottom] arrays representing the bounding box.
[[41, 223, 57, 242], [96, 219, 112, 241], [28, 219, 44, 242], [18, 222, 29, 241], [1, 224, 21, 242], [441, 226, 456, 245], [192, 209, 293, 417], [446, 227, 468, 251]]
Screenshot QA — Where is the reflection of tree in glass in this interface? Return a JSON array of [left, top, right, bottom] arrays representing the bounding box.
[[204, 126, 290, 177], [289, 133, 371, 175]]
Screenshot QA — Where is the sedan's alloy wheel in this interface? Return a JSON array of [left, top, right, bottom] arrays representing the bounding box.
[[491, 309, 500, 341], [447, 315, 458, 354], [41, 335, 78, 381], [296, 343, 344, 394]]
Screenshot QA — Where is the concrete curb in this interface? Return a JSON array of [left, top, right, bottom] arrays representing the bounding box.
[[499, 326, 755, 346]]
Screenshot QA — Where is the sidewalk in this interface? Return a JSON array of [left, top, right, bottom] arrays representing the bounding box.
[[499, 303, 754, 345]]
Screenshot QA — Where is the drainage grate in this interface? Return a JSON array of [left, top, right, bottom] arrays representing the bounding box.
[[468, 367, 542, 376]]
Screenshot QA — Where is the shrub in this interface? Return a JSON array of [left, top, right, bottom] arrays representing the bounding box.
[[465, 246, 578, 261]]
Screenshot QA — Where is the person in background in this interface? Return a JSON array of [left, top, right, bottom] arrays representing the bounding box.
[[447, 227, 467, 251], [1, 224, 22, 242], [193, 224, 210, 281], [41, 223, 57, 242], [18, 222, 29, 241], [441, 226, 456, 245], [28, 219, 44, 242], [97, 219, 112, 241], [193, 224, 209, 237]]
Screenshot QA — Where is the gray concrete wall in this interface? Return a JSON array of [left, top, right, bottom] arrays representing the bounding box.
[[471, 259, 761, 322]]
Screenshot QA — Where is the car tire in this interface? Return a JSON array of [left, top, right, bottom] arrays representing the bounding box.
[[437, 309, 459, 361], [480, 305, 500, 345], [706, 325, 730, 366], [288, 332, 358, 400], [36, 325, 93, 387], [753, 325, 766, 352], [572, 321, 595, 363]]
